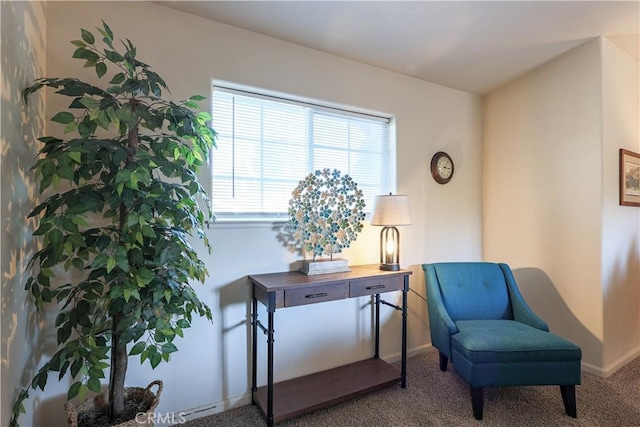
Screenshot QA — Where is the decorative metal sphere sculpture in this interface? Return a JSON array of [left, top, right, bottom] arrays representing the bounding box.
[[289, 169, 365, 260]]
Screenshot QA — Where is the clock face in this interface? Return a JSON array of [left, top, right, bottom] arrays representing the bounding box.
[[430, 152, 454, 184], [437, 156, 453, 179]]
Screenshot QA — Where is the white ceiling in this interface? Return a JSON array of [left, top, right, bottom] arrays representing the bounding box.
[[157, 1, 639, 94]]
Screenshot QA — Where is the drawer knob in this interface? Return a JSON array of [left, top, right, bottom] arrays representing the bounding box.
[[366, 285, 386, 290], [305, 292, 328, 299]]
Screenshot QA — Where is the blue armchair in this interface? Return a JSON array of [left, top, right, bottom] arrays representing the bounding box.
[[422, 262, 581, 420]]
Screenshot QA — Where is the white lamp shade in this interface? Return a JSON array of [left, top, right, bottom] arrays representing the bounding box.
[[370, 194, 412, 226]]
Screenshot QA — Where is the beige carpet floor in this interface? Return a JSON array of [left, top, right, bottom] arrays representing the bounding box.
[[184, 347, 640, 426]]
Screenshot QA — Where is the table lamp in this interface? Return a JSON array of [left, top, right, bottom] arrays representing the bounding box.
[[370, 194, 412, 271]]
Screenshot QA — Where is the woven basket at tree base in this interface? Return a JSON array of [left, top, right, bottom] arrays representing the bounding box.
[[65, 380, 163, 427]]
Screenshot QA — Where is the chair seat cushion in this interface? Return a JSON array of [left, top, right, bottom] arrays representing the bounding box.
[[452, 319, 581, 364]]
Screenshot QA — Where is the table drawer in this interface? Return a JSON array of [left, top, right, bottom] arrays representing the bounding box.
[[350, 276, 404, 297], [285, 283, 348, 307]]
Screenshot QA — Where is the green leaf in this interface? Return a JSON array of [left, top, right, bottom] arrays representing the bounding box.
[[80, 29, 95, 45], [136, 268, 154, 286], [68, 350, 82, 375], [96, 62, 107, 78], [161, 342, 178, 354], [48, 228, 63, 249], [116, 255, 129, 272], [70, 40, 86, 48], [129, 170, 139, 188], [51, 112, 75, 124], [78, 384, 88, 402], [41, 268, 55, 278], [72, 48, 98, 62], [129, 341, 146, 356], [36, 371, 48, 391], [87, 377, 101, 393], [64, 121, 78, 134], [79, 97, 100, 109], [149, 351, 162, 369], [78, 120, 95, 138], [72, 258, 84, 270], [33, 222, 52, 236], [68, 97, 85, 109], [106, 106, 120, 128], [57, 167, 74, 180], [149, 81, 161, 97], [92, 253, 108, 269], [95, 110, 110, 130], [57, 324, 71, 344], [67, 381, 82, 400], [197, 111, 212, 123], [141, 226, 156, 238], [110, 284, 123, 300], [68, 152, 82, 163], [104, 50, 123, 63], [189, 95, 206, 101], [88, 368, 106, 379], [51, 173, 61, 190], [106, 257, 116, 273], [115, 169, 130, 184], [110, 72, 125, 85], [102, 20, 114, 41]]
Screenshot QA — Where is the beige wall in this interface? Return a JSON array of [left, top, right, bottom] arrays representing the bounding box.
[[483, 38, 640, 374], [5, 1, 482, 424], [12, 3, 636, 425], [601, 37, 640, 371], [1, 2, 56, 427]]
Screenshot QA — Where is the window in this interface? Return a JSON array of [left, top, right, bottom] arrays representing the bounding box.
[[211, 86, 391, 222]]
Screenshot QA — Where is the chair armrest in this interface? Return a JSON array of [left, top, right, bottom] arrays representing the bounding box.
[[499, 263, 549, 331], [423, 264, 458, 357]]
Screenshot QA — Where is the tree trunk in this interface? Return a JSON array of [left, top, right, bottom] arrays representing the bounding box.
[[109, 311, 128, 419], [109, 121, 138, 420]]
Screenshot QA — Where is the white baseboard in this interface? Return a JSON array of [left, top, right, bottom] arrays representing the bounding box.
[[382, 343, 433, 363], [178, 393, 252, 423], [582, 346, 640, 378]]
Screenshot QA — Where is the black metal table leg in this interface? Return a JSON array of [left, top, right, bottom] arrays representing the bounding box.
[[251, 294, 258, 403], [374, 294, 380, 358], [267, 310, 274, 427], [401, 275, 408, 388]]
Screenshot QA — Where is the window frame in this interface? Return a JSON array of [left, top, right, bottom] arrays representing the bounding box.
[[209, 84, 394, 225]]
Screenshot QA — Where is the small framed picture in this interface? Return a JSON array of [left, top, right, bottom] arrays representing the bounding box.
[[620, 149, 640, 206]]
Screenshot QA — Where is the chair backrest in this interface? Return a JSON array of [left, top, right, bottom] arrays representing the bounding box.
[[429, 262, 513, 321]]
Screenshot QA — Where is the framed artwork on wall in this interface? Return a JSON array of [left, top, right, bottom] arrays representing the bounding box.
[[620, 149, 640, 207]]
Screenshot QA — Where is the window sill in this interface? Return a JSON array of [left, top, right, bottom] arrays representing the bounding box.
[[206, 218, 289, 229]]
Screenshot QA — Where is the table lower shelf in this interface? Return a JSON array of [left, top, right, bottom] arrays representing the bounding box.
[[253, 357, 402, 424]]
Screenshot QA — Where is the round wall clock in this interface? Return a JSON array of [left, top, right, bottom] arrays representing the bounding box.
[[430, 151, 454, 184]]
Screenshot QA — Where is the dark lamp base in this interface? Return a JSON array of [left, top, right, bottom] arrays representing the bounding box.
[[379, 263, 400, 271]]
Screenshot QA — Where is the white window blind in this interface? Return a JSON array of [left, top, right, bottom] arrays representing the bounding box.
[[211, 86, 390, 221]]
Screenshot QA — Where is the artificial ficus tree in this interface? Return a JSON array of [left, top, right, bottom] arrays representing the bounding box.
[[12, 21, 216, 426]]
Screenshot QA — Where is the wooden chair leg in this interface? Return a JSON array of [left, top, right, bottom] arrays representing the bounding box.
[[471, 386, 483, 420], [560, 385, 577, 418], [439, 351, 448, 372]]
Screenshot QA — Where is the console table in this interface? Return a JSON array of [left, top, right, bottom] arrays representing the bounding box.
[[248, 264, 412, 426]]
